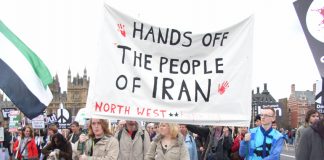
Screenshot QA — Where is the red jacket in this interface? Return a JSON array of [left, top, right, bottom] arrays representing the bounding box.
[[231, 134, 244, 160], [231, 134, 244, 153], [13, 138, 38, 159]]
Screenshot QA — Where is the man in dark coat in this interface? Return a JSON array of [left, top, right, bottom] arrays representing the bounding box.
[[296, 118, 324, 160], [187, 125, 233, 160]]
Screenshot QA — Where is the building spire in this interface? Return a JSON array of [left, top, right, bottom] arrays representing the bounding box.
[[68, 67, 71, 82]]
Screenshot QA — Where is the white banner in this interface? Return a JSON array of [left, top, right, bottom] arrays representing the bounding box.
[[32, 115, 45, 129], [86, 4, 254, 126]]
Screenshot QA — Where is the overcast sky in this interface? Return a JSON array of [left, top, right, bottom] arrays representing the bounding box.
[[0, 0, 320, 101]]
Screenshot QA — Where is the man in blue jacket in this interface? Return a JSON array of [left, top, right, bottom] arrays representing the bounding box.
[[239, 107, 284, 160], [179, 124, 198, 160]]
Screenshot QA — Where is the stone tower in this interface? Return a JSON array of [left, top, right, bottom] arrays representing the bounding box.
[[65, 68, 90, 117], [47, 68, 89, 117], [48, 74, 66, 114]]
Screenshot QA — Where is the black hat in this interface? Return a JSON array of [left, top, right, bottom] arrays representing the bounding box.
[[254, 114, 261, 122]]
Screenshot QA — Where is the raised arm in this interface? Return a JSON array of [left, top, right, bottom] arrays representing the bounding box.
[[186, 125, 210, 138]]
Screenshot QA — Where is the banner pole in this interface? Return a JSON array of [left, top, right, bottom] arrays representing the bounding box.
[[321, 77, 324, 105]]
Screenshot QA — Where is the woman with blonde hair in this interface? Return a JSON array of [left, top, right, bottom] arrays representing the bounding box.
[[13, 126, 38, 160], [79, 118, 119, 160], [145, 123, 189, 160]]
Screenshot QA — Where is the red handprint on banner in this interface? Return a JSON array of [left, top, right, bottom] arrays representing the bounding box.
[[117, 24, 126, 37], [218, 81, 229, 95]]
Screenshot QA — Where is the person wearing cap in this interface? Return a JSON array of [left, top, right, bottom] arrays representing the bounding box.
[[296, 118, 324, 160]]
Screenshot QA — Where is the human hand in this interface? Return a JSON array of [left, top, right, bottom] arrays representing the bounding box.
[[79, 154, 88, 160], [79, 134, 88, 143], [192, 133, 198, 138], [199, 146, 204, 152]]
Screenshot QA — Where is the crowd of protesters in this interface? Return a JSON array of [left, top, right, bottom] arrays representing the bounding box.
[[0, 106, 323, 160]]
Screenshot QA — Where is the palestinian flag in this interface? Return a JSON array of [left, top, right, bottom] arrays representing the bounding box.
[[0, 20, 53, 119]]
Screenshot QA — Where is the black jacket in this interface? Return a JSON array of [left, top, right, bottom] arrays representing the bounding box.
[[187, 125, 233, 160], [296, 119, 324, 160]]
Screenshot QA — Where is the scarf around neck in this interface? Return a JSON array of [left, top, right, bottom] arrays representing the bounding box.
[[260, 126, 273, 158]]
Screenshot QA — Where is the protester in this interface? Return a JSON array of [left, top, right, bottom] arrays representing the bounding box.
[[289, 128, 296, 145], [153, 123, 160, 135], [145, 123, 189, 160], [146, 122, 157, 141], [239, 107, 284, 159], [230, 127, 247, 160], [13, 127, 23, 142], [41, 133, 72, 160], [1, 122, 12, 160], [79, 118, 119, 160], [41, 123, 59, 159], [179, 124, 198, 160], [34, 129, 45, 158], [13, 126, 38, 160], [193, 132, 205, 160], [115, 120, 150, 160], [271, 121, 277, 130], [254, 114, 261, 127], [67, 121, 82, 159], [296, 118, 324, 160], [295, 109, 319, 152], [45, 124, 59, 145], [186, 125, 233, 160], [115, 120, 126, 133]]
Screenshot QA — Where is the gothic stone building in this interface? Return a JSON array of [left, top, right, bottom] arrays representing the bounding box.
[[47, 68, 89, 117], [251, 83, 278, 127]]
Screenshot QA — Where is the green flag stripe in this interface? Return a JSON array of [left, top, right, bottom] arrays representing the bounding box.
[[0, 20, 53, 87]]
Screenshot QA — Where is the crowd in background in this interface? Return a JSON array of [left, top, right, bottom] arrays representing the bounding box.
[[0, 107, 323, 160]]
